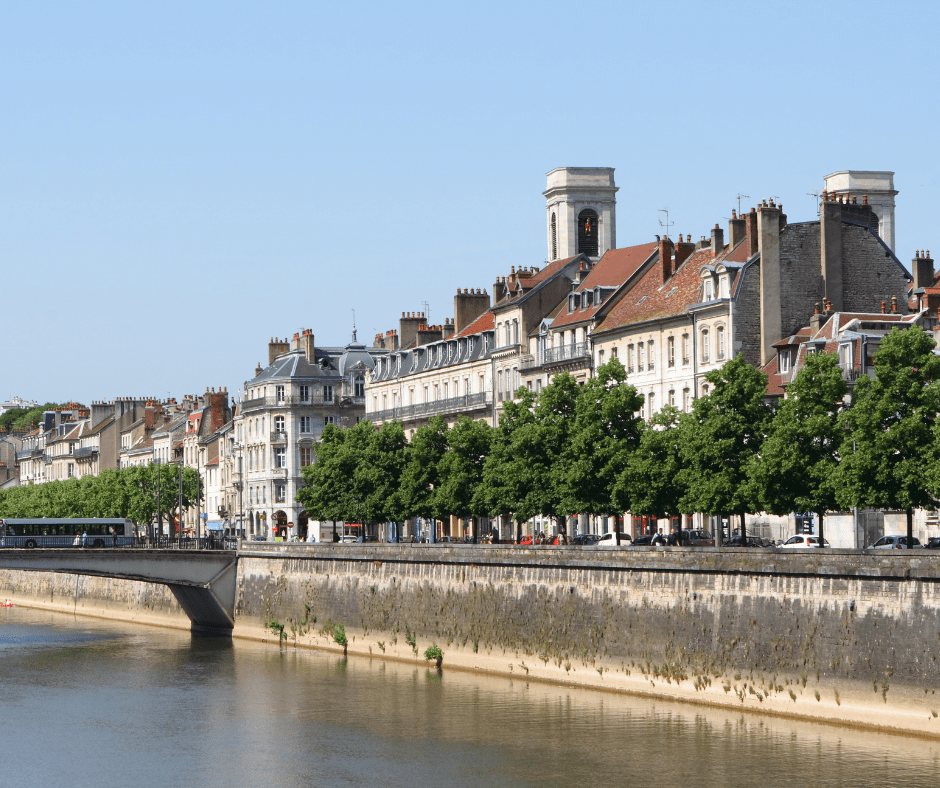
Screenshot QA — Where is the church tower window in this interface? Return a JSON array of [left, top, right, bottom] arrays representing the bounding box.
[[578, 209, 599, 257], [551, 213, 557, 260]]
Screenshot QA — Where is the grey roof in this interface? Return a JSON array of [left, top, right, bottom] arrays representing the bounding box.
[[371, 329, 493, 383]]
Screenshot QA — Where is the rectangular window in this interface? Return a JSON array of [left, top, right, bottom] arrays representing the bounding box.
[[638, 343, 645, 371], [323, 385, 333, 402], [598, 349, 605, 366], [300, 447, 312, 467], [682, 334, 690, 364], [276, 385, 285, 403], [68, 463, 74, 478], [275, 484, 286, 503], [627, 344, 634, 373], [300, 416, 311, 433], [299, 385, 310, 403], [647, 340, 655, 370], [717, 327, 726, 360], [324, 415, 335, 426], [667, 336, 675, 368], [274, 448, 286, 468]]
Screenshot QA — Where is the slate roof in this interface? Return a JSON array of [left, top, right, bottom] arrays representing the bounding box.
[[494, 255, 583, 308]]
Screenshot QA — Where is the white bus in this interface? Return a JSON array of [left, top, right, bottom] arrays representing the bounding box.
[[0, 518, 137, 548]]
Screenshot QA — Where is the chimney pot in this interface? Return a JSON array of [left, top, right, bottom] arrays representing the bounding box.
[[863, 195, 868, 205]]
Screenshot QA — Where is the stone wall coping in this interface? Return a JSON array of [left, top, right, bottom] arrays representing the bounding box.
[[237, 543, 940, 581]]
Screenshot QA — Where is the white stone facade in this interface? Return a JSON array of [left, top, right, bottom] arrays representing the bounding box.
[[544, 167, 617, 261], [823, 170, 897, 252]]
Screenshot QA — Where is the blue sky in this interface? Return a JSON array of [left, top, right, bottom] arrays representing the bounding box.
[[3, 1, 938, 406]]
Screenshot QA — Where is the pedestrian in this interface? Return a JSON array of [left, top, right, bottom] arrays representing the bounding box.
[[81, 530, 88, 548]]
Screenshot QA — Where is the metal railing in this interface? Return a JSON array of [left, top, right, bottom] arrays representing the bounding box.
[[242, 394, 334, 411], [368, 391, 489, 423], [1, 535, 236, 551], [539, 342, 590, 366]]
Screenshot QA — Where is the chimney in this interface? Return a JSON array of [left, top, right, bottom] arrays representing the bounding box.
[[291, 332, 301, 351], [675, 234, 695, 270], [454, 287, 491, 333], [300, 329, 316, 363], [416, 324, 444, 345], [577, 259, 591, 284], [206, 389, 230, 433], [442, 318, 455, 339], [659, 235, 676, 283], [399, 312, 424, 349], [820, 194, 844, 312], [746, 207, 759, 257], [493, 277, 507, 304], [913, 249, 935, 291], [728, 210, 747, 249], [268, 337, 289, 365], [758, 202, 783, 366], [710, 223, 725, 257]]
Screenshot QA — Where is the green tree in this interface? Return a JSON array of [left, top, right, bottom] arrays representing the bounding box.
[[398, 416, 449, 535], [837, 326, 940, 547], [681, 354, 771, 543], [354, 420, 408, 533], [617, 406, 689, 535], [297, 423, 360, 537], [751, 351, 847, 546], [436, 416, 492, 539], [476, 388, 539, 542], [562, 358, 644, 535]]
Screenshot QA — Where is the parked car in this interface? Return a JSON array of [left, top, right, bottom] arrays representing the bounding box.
[[630, 534, 657, 546], [926, 537, 940, 550], [724, 534, 772, 548], [595, 532, 632, 547], [250, 534, 267, 541], [672, 529, 715, 547], [571, 534, 601, 546], [869, 535, 923, 549], [777, 535, 830, 548]]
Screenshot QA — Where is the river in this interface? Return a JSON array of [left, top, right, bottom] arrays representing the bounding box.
[[0, 606, 938, 788]]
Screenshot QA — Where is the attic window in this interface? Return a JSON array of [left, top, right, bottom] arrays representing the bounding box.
[[666, 286, 678, 297], [636, 295, 648, 305]]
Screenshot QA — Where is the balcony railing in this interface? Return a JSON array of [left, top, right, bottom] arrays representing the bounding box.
[[241, 394, 335, 411], [537, 342, 591, 367], [367, 391, 489, 423], [270, 431, 288, 443]]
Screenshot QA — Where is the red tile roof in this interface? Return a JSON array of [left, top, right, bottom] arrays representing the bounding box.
[[552, 242, 658, 329], [495, 255, 580, 306], [761, 355, 786, 398], [453, 310, 495, 338]]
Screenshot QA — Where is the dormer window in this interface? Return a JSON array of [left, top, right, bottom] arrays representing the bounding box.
[[779, 349, 791, 373], [703, 280, 713, 301], [594, 286, 602, 305]]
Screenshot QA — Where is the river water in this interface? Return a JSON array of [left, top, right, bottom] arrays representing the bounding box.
[[1, 606, 938, 788]]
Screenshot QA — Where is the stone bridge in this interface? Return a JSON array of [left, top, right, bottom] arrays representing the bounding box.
[[0, 549, 237, 633]]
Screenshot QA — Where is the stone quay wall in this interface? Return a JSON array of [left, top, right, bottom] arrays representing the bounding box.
[[5, 544, 940, 735]]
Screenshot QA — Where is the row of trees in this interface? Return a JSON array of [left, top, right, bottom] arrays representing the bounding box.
[[0, 464, 202, 536], [299, 327, 940, 546]]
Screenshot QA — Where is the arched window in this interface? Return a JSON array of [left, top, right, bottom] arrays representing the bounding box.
[[701, 329, 710, 362], [578, 209, 599, 257], [551, 212, 557, 260], [497, 369, 503, 401], [717, 326, 726, 360]]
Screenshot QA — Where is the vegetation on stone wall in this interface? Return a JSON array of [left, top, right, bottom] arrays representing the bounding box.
[[298, 327, 940, 544]]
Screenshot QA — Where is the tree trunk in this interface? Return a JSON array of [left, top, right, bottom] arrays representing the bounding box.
[[817, 509, 825, 548], [907, 507, 914, 549], [740, 512, 747, 544]]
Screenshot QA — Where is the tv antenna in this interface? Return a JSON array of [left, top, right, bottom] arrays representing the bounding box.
[[658, 208, 673, 239], [421, 300, 431, 326], [736, 193, 750, 214], [807, 190, 821, 215]]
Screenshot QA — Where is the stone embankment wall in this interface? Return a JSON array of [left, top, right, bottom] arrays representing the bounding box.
[[4, 544, 940, 734]]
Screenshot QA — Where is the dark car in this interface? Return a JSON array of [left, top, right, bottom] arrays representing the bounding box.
[[571, 534, 601, 546], [672, 529, 715, 547], [630, 534, 657, 546], [926, 537, 940, 550], [724, 534, 771, 548]]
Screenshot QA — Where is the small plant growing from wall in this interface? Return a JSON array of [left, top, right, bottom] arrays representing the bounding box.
[[424, 644, 443, 669], [333, 623, 348, 657], [267, 620, 286, 643]]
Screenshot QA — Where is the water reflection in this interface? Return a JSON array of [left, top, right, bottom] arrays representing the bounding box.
[[0, 607, 938, 788]]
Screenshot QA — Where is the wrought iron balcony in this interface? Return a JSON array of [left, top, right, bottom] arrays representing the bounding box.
[[367, 391, 490, 423]]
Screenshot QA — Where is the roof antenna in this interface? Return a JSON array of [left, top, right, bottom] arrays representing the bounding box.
[[807, 190, 821, 216], [736, 193, 750, 214], [421, 300, 431, 326], [658, 208, 673, 239]]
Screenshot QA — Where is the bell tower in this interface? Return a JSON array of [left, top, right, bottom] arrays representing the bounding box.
[[544, 167, 618, 261]]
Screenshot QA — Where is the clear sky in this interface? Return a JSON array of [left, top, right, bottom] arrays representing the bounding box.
[[3, 1, 938, 406]]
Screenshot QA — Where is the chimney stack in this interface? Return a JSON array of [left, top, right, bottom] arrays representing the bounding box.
[[820, 194, 844, 312], [659, 236, 676, 283], [913, 249, 935, 291], [710, 223, 725, 258], [728, 210, 747, 249], [454, 287, 491, 333], [746, 207, 759, 257], [268, 337, 289, 365], [300, 329, 316, 363], [674, 234, 695, 270], [758, 202, 783, 366], [399, 312, 425, 349]]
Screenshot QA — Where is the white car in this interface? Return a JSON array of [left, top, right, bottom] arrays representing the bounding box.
[[777, 535, 830, 549], [869, 535, 923, 549], [594, 532, 632, 548]]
